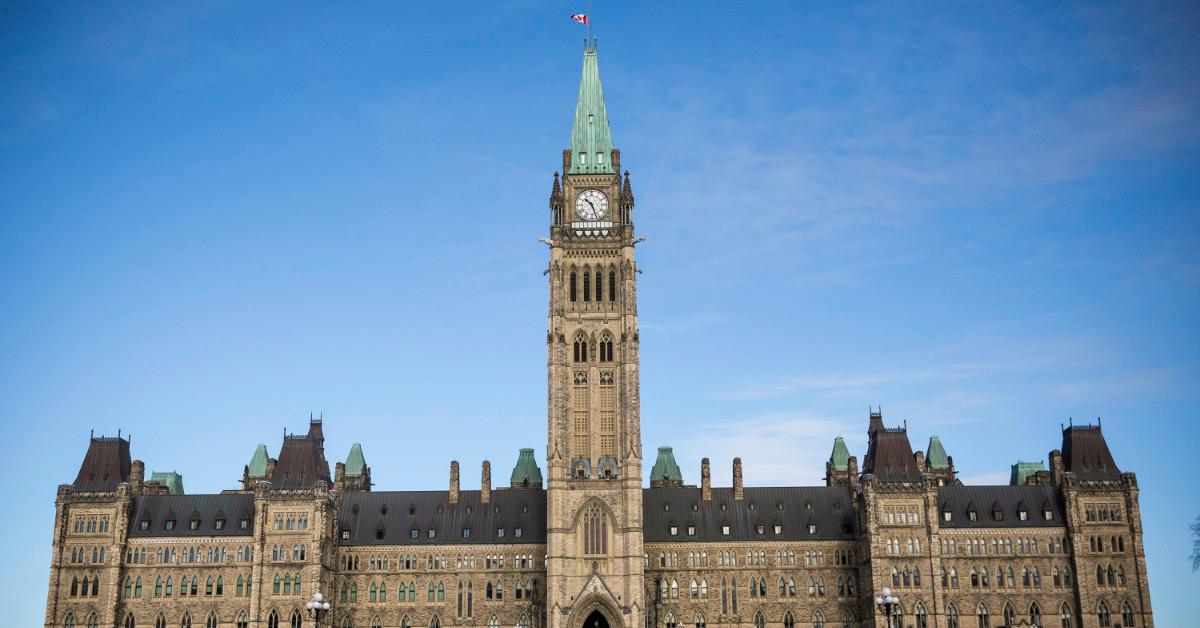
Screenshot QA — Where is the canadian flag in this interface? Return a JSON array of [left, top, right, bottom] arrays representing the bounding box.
[[570, 13, 589, 26]]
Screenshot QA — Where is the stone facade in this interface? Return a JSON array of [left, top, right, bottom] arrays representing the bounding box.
[[43, 44, 1153, 628]]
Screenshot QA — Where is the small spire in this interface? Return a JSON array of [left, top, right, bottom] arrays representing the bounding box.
[[568, 46, 614, 174]]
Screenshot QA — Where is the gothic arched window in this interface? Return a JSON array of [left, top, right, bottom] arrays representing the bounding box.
[[753, 613, 764, 628], [583, 503, 607, 555], [583, 271, 591, 302], [976, 603, 989, 628], [1003, 603, 1015, 626], [1097, 601, 1111, 627], [608, 270, 616, 302], [914, 603, 927, 628], [1121, 601, 1135, 626], [574, 335, 588, 362], [595, 271, 603, 302], [1060, 603, 1074, 628], [569, 272, 577, 302], [946, 604, 959, 628], [1030, 603, 1042, 626]]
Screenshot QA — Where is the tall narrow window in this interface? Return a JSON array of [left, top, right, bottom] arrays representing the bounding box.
[[569, 272, 577, 302], [584, 504, 607, 555], [608, 271, 616, 302], [583, 272, 590, 302]]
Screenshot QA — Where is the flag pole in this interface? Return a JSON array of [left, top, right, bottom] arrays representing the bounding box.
[[587, 0, 593, 47]]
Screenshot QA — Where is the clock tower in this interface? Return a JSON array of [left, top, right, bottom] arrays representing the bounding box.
[[544, 42, 645, 628]]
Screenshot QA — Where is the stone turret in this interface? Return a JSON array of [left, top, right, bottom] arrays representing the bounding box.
[[242, 443, 270, 490], [826, 436, 857, 487]]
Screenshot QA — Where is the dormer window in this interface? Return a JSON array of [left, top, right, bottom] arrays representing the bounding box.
[[755, 524, 765, 535], [341, 530, 351, 541], [189, 519, 201, 531], [1018, 509, 1028, 521], [808, 524, 817, 535], [773, 525, 782, 535], [139, 520, 150, 531], [462, 528, 471, 539], [239, 518, 249, 530], [410, 529, 419, 540], [496, 528, 505, 538], [514, 527, 523, 538], [580, 153, 587, 164], [1043, 509, 1053, 521], [669, 525, 678, 536], [721, 525, 730, 536], [687, 525, 696, 536], [427, 529, 436, 539], [967, 510, 977, 522], [215, 519, 226, 530], [164, 519, 175, 530], [596, 152, 603, 164]]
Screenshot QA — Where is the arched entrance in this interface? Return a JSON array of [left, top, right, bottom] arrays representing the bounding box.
[[583, 611, 610, 628]]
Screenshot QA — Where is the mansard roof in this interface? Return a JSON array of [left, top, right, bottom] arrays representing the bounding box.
[[345, 443, 367, 477], [642, 486, 857, 542], [73, 435, 131, 492], [509, 448, 543, 487], [649, 446, 684, 485], [270, 420, 331, 489], [937, 485, 1065, 529], [246, 444, 270, 478], [829, 437, 851, 472], [129, 494, 255, 538], [863, 417, 920, 483], [1061, 424, 1121, 481], [926, 436, 950, 469], [337, 489, 547, 546], [149, 471, 185, 495]]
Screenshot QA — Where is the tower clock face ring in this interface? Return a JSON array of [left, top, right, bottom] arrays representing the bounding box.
[[575, 189, 609, 220]]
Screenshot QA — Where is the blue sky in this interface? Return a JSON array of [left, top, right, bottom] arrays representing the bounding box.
[[1, 1, 1197, 625]]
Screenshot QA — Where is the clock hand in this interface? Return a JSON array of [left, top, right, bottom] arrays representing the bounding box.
[[585, 199, 596, 210]]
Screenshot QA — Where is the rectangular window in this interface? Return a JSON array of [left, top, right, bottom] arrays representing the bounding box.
[[139, 520, 149, 531], [164, 520, 175, 530], [580, 153, 587, 164], [428, 529, 437, 539], [721, 525, 730, 536], [496, 528, 504, 538], [462, 528, 471, 539], [411, 529, 419, 539], [514, 527, 522, 538]]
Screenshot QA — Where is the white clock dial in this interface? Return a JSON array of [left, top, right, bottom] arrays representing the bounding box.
[[575, 189, 609, 220]]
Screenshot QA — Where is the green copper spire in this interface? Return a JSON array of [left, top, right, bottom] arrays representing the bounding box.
[[345, 443, 366, 476], [926, 436, 950, 469], [650, 446, 683, 485], [509, 448, 543, 487], [1010, 460, 1046, 486], [830, 436, 850, 471], [247, 444, 269, 478], [150, 471, 184, 495], [568, 47, 614, 174]]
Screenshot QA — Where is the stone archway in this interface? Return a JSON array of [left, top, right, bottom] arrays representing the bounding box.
[[582, 611, 610, 628]]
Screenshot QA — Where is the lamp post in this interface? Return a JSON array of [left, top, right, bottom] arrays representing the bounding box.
[[873, 587, 900, 628], [306, 591, 331, 627]]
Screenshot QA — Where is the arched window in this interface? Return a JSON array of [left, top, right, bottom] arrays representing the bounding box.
[[695, 613, 706, 628], [595, 270, 603, 302], [370, 583, 378, 602], [1060, 604, 1074, 628], [64, 612, 76, 628], [431, 618, 441, 628], [976, 603, 989, 628], [665, 613, 677, 628], [946, 604, 959, 628], [583, 503, 607, 555], [274, 575, 282, 594], [753, 612, 764, 628], [574, 334, 589, 363], [670, 578, 678, 598], [180, 612, 192, 628], [166, 576, 173, 596], [783, 612, 794, 628], [488, 615, 499, 628], [1003, 603, 1015, 626], [1097, 601, 1111, 627], [812, 611, 825, 628], [341, 619, 353, 628], [569, 272, 577, 302], [892, 568, 900, 587], [1121, 601, 1135, 626], [372, 619, 382, 628], [914, 603, 927, 628], [237, 613, 248, 628], [583, 271, 590, 302], [1030, 603, 1042, 626], [690, 579, 699, 598], [402, 617, 412, 628], [290, 610, 302, 628], [125, 613, 136, 628], [156, 614, 167, 628], [438, 582, 445, 600], [207, 576, 214, 596], [135, 576, 143, 598], [841, 612, 854, 628], [206, 612, 218, 628], [608, 271, 616, 302]]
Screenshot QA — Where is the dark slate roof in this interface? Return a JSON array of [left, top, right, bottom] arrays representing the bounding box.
[[129, 494, 256, 538], [643, 486, 857, 542], [1061, 425, 1121, 481], [937, 485, 1066, 529], [863, 427, 920, 483], [338, 489, 547, 546], [73, 436, 132, 492], [271, 421, 331, 489]]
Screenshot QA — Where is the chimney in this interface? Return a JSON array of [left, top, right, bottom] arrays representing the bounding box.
[[335, 462, 346, 484], [130, 460, 145, 494], [1049, 450, 1064, 487], [848, 456, 859, 487], [914, 450, 926, 471], [733, 457, 744, 501], [449, 461, 460, 505], [701, 458, 712, 501], [481, 460, 492, 504], [265, 458, 277, 480]]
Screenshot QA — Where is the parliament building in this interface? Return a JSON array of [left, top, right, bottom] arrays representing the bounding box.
[[44, 44, 1154, 628]]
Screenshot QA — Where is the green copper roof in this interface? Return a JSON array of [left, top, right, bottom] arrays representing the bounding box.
[[345, 442, 366, 476], [926, 436, 950, 469], [829, 437, 850, 471], [247, 444, 269, 478], [150, 471, 184, 495], [1010, 460, 1046, 486], [509, 448, 543, 486], [650, 446, 683, 483], [568, 47, 614, 174]]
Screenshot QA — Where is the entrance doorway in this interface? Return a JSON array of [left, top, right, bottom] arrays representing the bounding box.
[[583, 611, 609, 628]]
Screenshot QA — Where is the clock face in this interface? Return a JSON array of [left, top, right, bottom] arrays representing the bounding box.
[[575, 189, 609, 220]]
